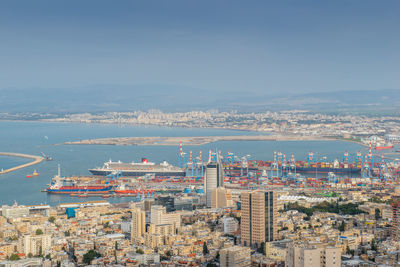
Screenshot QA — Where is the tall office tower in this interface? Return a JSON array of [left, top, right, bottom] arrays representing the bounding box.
[[220, 246, 251, 267], [392, 198, 400, 240], [204, 154, 224, 208], [241, 190, 277, 248], [131, 206, 146, 244]]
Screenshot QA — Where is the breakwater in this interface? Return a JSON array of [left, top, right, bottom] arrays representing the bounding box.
[[0, 152, 44, 174]]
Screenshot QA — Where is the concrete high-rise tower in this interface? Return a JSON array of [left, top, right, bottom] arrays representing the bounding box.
[[241, 190, 277, 248], [204, 153, 224, 208], [131, 206, 146, 244], [392, 198, 400, 240]]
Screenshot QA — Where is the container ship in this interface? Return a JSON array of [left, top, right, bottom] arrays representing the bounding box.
[[45, 168, 113, 194], [89, 158, 186, 177], [252, 158, 361, 174], [294, 166, 361, 174], [46, 183, 113, 194]]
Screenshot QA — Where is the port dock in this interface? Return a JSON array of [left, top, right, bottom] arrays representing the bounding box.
[[0, 152, 44, 174]]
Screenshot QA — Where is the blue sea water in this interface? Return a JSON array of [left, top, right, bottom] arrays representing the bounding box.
[[0, 121, 368, 206], [0, 156, 31, 171]]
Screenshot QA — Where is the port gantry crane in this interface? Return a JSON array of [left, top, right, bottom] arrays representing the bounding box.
[[184, 150, 204, 178], [356, 151, 363, 168], [178, 141, 187, 168], [288, 153, 297, 182], [362, 154, 372, 178], [343, 150, 350, 166], [378, 154, 388, 181], [196, 150, 204, 178], [270, 151, 280, 178], [307, 151, 315, 165]]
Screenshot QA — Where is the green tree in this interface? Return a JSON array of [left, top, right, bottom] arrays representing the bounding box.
[[9, 254, 20, 261], [361, 247, 367, 254], [28, 253, 33, 258], [346, 246, 354, 256], [136, 248, 144, 254], [114, 241, 118, 264], [257, 242, 265, 255], [371, 239, 377, 251], [82, 250, 101, 265], [339, 221, 346, 232], [203, 242, 209, 255], [36, 229, 43, 235], [48, 216, 55, 223], [166, 250, 172, 257], [375, 209, 381, 220], [64, 231, 70, 237]]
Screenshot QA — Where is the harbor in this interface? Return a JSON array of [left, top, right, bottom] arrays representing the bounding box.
[[41, 141, 400, 199], [0, 120, 383, 206], [0, 152, 44, 175]]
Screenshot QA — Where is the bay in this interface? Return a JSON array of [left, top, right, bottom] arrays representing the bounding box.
[[0, 121, 367, 206]]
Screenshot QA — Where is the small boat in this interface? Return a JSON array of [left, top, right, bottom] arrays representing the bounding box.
[[27, 170, 39, 178]]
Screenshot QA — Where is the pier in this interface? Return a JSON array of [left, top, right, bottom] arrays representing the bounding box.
[[0, 152, 44, 174]]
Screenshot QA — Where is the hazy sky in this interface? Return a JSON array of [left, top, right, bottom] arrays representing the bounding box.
[[0, 0, 399, 94]]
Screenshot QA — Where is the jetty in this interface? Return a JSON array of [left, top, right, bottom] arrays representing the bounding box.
[[0, 152, 44, 175]]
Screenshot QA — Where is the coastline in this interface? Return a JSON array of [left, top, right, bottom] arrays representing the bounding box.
[[0, 119, 368, 147], [61, 135, 362, 146]]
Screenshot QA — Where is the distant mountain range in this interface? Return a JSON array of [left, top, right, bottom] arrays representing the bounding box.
[[1, 85, 399, 114]]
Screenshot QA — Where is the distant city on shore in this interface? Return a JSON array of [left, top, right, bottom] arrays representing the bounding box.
[[2, 109, 400, 145]]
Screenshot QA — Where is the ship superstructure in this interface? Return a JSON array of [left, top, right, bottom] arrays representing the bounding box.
[[89, 158, 186, 177]]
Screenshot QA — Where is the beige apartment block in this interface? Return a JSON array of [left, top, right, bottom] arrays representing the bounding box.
[[220, 246, 251, 267]]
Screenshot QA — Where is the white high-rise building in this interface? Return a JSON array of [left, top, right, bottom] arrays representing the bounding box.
[[223, 217, 239, 235], [150, 205, 181, 228], [204, 155, 224, 208]]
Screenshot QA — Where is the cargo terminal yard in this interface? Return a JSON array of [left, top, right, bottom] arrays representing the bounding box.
[[42, 142, 400, 199]]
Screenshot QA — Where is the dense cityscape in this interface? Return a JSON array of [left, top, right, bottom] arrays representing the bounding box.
[[2, 0, 400, 266], [2, 140, 400, 266], [2, 167, 400, 266]]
